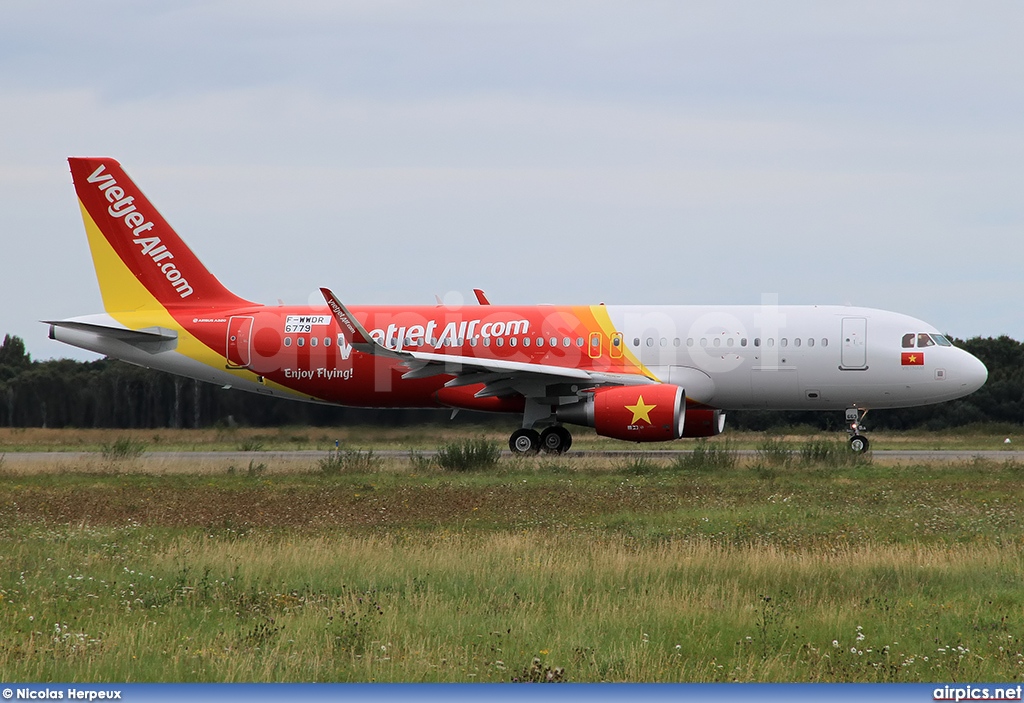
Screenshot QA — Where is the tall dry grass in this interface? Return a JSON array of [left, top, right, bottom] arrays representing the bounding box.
[[2, 523, 1022, 682], [3, 450, 1024, 681]]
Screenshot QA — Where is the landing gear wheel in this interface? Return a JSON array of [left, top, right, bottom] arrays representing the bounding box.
[[845, 408, 870, 455], [509, 428, 541, 455], [849, 434, 869, 453], [540, 426, 573, 454]]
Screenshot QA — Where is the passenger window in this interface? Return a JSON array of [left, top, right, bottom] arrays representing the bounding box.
[[509, 337, 517, 347], [660, 338, 667, 347], [633, 338, 640, 347], [780, 338, 788, 347], [310, 337, 318, 347], [807, 338, 814, 347], [740, 338, 747, 347], [552, 337, 560, 347], [576, 337, 584, 347], [713, 338, 721, 347], [767, 338, 775, 347], [821, 338, 828, 347], [754, 338, 760, 347], [673, 338, 680, 347], [687, 338, 694, 347], [496, 338, 504, 347], [645, 338, 653, 347], [284, 337, 292, 347], [297, 337, 305, 347], [523, 337, 531, 347], [483, 337, 491, 347], [700, 338, 707, 347], [536, 337, 544, 347], [902, 333, 916, 348], [794, 338, 801, 347], [324, 337, 331, 347], [917, 333, 935, 348], [727, 338, 734, 347], [563, 337, 571, 347], [470, 337, 478, 347]]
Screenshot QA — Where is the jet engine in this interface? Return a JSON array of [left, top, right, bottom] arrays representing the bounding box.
[[681, 408, 726, 437], [557, 384, 685, 442]]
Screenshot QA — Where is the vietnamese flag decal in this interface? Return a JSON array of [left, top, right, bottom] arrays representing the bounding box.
[[902, 352, 925, 366]]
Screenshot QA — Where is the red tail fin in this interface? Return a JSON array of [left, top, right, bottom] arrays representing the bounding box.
[[69, 157, 251, 310]]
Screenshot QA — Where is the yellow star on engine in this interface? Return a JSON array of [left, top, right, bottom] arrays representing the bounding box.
[[625, 395, 656, 425]]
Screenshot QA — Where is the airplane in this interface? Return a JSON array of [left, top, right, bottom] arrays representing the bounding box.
[[47, 157, 988, 455]]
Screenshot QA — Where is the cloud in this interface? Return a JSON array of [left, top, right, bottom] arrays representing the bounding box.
[[1, 2, 1021, 359]]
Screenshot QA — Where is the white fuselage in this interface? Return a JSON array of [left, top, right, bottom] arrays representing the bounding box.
[[608, 304, 987, 410]]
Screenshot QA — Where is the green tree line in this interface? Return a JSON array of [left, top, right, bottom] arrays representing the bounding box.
[[0, 333, 1020, 430]]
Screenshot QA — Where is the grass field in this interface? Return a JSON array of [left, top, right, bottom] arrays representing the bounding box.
[[2, 431, 1024, 682]]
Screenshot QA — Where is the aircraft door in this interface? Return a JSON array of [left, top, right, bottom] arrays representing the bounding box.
[[226, 316, 254, 369], [840, 317, 867, 369]]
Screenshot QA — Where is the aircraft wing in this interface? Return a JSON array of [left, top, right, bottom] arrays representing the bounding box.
[[320, 288, 653, 398]]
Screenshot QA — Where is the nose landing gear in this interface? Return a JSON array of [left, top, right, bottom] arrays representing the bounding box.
[[846, 408, 870, 453]]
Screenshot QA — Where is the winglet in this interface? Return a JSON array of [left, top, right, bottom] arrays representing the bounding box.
[[473, 288, 491, 305], [320, 287, 371, 344], [320, 287, 407, 358]]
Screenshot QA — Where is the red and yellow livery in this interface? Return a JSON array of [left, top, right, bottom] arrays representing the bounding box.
[[48, 158, 988, 454]]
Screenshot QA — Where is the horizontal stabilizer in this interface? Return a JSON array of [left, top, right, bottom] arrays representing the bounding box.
[[45, 319, 178, 354]]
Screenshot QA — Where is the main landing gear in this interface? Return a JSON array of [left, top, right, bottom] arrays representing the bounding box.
[[846, 408, 870, 453], [509, 426, 573, 455]]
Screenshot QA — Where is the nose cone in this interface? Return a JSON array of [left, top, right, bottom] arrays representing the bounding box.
[[959, 351, 988, 396]]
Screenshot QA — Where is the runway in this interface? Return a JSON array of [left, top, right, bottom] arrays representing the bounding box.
[[3, 449, 1023, 464]]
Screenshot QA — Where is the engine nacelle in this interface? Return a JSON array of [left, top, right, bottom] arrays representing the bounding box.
[[557, 384, 685, 442], [681, 408, 726, 437]]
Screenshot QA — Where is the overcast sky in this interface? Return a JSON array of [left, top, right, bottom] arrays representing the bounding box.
[[2, 1, 1022, 360]]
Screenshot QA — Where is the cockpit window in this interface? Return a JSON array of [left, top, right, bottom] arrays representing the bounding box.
[[904, 332, 951, 348]]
